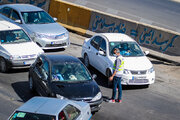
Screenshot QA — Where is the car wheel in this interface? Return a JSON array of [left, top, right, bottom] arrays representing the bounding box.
[[0, 57, 8, 73], [106, 69, 113, 88], [29, 76, 35, 92], [84, 54, 90, 68]]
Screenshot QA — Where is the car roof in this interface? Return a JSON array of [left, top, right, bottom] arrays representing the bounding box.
[[42, 54, 81, 64], [100, 33, 135, 42], [0, 18, 21, 31], [17, 97, 70, 115], [1, 4, 43, 12]]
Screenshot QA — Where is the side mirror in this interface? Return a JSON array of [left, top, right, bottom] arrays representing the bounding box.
[[144, 51, 149, 55], [53, 17, 57, 21], [92, 74, 97, 79], [98, 50, 105, 56], [15, 19, 22, 24]]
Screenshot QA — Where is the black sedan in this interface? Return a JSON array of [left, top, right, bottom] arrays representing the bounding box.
[[29, 54, 103, 112]]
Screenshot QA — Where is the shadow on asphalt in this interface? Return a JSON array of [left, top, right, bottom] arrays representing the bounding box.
[[4, 68, 29, 74], [11, 81, 38, 102], [44, 48, 65, 53]]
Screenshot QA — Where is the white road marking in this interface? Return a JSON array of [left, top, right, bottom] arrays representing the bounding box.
[[106, 8, 118, 15], [75, 0, 87, 6], [140, 18, 153, 25]]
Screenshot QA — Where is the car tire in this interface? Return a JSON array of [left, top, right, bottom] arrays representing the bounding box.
[[29, 75, 35, 93], [0, 57, 8, 73], [84, 54, 90, 68], [106, 69, 113, 88]]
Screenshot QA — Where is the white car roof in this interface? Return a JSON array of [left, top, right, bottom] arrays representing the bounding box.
[[0, 18, 21, 31], [100, 33, 135, 42], [16, 97, 71, 116]]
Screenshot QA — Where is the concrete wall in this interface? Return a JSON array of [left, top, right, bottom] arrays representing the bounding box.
[[49, 0, 180, 56], [49, 0, 91, 34], [0, 0, 50, 11], [89, 11, 180, 56]]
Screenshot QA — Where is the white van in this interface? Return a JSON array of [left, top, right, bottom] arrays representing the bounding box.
[[0, 18, 44, 72]]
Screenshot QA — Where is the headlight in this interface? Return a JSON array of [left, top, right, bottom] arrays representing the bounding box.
[[56, 94, 65, 99], [147, 67, 154, 74], [64, 31, 69, 38], [34, 33, 46, 38], [91, 92, 102, 102], [10, 55, 21, 60], [123, 69, 130, 74]]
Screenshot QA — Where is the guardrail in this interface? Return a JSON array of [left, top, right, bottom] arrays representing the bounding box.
[[49, 0, 180, 56]]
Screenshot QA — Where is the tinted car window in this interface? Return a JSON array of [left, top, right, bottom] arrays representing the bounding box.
[[0, 7, 12, 18], [11, 10, 20, 20], [51, 62, 91, 82], [9, 111, 56, 120], [90, 36, 102, 50], [41, 59, 49, 80], [99, 38, 106, 52], [109, 41, 144, 57], [0, 29, 31, 44], [21, 11, 55, 24], [63, 105, 80, 120]]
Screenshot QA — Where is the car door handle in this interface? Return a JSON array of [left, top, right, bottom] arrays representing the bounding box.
[[88, 46, 90, 49], [96, 52, 98, 55]]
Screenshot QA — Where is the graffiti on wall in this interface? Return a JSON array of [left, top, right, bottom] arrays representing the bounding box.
[[0, 0, 49, 11], [91, 15, 179, 52]]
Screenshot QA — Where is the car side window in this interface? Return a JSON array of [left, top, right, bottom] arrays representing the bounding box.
[[62, 104, 80, 120], [99, 38, 106, 52], [11, 10, 21, 21], [90, 36, 102, 50], [41, 59, 49, 80], [1, 7, 12, 18]]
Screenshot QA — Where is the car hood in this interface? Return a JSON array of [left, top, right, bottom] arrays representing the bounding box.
[[110, 56, 153, 70], [51, 80, 100, 100], [26, 23, 67, 35], [1, 42, 43, 56]]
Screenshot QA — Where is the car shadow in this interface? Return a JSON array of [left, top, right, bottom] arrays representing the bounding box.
[[11, 81, 38, 102], [4, 68, 29, 74], [44, 48, 65, 53]]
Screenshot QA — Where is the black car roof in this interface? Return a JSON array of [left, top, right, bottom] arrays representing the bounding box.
[[41, 54, 81, 64]]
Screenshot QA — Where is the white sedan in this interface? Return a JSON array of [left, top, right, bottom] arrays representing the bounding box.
[[8, 97, 92, 120], [81, 33, 155, 87]]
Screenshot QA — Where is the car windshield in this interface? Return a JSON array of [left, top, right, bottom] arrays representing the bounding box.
[[51, 62, 92, 82], [9, 111, 56, 120], [0, 29, 31, 44], [21, 11, 55, 24], [109, 41, 144, 57]]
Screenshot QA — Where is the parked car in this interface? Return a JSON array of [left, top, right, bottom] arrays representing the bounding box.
[[0, 4, 70, 50], [29, 54, 103, 113], [0, 18, 43, 72], [81, 33, 155, 87], [8, 96, 92, 120]]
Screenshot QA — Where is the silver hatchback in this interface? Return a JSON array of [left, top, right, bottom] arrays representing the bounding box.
[[0, 4, 70, 50]]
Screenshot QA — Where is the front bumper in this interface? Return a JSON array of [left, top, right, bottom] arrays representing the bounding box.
[[34, 37, 70, 49], [122, 71, 155, 85], [87, 98, 103, 112], [7, 58, 36, 68]]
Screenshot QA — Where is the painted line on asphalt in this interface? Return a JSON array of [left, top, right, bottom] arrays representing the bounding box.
[[106, 8, 118, 15], [139, 18, 153, 25], [75, 0, 87, 6]]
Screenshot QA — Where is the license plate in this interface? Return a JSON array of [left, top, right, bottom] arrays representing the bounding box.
[[51, 41, 63, 44], [23, 61, 32, 65], [132, 76, 146, 80]]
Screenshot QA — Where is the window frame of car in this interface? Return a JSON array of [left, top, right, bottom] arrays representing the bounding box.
[[35, 56, 50, 81], [0, 7, 13, 18], [10, 9, 21, 22], [59, 104, 81, 120]]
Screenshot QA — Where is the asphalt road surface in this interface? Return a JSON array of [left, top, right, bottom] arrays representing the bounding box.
[[64, 0, 180, 33], [0, 32, 180, 120]]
